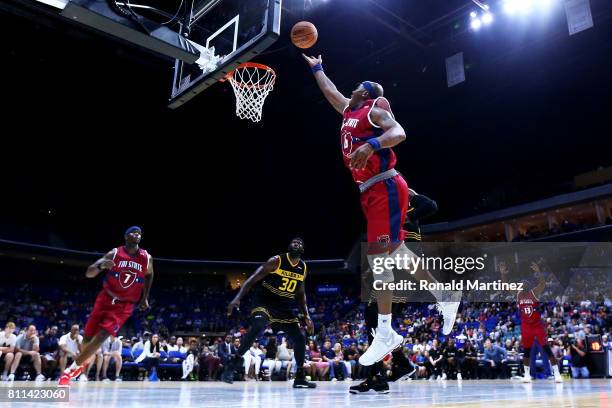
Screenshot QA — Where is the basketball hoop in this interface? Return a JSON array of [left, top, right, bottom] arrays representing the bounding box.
[[225, 62, 276, 122]]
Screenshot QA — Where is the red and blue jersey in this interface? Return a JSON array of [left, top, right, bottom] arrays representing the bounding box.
[[103, 246, 149, 303], [518, 290, 542, 326], [341, 97, 397, 184]]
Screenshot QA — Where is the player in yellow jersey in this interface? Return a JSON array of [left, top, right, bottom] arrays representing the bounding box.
[[224, 238, 315, 388]]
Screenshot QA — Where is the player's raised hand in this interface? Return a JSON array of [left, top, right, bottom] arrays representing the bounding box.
[[348, 143, 375, 170], [302, 53, 322, 68]]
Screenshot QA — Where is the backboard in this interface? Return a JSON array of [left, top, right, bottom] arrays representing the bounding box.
[[4, 0, 201, 62], [168, 0, 282, 109]]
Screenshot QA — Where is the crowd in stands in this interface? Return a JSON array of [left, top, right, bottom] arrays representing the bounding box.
[[1, 278, 610, 383], [512, 218, 612, 242], [449, 218, 612, 243]]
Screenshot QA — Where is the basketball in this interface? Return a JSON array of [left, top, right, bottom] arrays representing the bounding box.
[[291, 21, 318, 49]]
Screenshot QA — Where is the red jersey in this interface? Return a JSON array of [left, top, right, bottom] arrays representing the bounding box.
[[518, 290, 542, 326], [341, 97, 397, 184], [103, 246, 149, 303]]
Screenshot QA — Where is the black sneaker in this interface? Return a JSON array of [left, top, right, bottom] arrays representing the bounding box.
[[221, 363, 235, 384], [221, 356, 243, 384], [221, 366, 234, 384], [349, 376, 389, 394], [293, 377, 316, 388]]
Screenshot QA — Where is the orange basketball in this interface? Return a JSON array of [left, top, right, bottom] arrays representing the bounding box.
[[291, 21, 318, 49]]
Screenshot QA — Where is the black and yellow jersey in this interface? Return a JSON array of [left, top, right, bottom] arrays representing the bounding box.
[[255, 253, 307, 306]]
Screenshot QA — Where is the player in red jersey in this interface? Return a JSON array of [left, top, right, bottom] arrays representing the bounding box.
[[58, 226, 154, 387], [518, 261, 562, 383], [303, 54, 460, 367]]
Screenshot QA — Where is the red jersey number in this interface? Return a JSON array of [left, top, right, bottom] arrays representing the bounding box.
[[119, 270, 138, 289], [341, 130, 352, 157]]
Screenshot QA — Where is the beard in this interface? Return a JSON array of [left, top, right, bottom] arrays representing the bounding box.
[[288, 247, 304, 257]]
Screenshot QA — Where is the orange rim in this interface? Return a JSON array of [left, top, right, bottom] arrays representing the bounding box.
[[223, 62, 275, 82]]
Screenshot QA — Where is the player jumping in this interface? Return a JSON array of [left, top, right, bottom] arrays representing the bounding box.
[[58, 226, 153, 387], [303, 54, 460, 367], [351, 190, 443, 393], [224, 238, 316, 388], [518, 261, 562, 383]]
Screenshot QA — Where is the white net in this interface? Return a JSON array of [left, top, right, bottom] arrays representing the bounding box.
[[227, 63, 276, 122]]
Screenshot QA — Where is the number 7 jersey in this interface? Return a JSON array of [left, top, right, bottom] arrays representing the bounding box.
[[103, 246, 149, 303], [257, 253, 307, 306]]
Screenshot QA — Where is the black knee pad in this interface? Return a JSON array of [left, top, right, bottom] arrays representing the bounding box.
[[250, 311, 270, 332]]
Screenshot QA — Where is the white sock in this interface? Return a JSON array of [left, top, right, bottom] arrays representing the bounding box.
[[524, 365, 530, 376], [552, 364, 560, 375], [377, 314, 392, 336]]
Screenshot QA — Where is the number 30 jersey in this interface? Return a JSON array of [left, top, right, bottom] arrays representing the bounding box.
[[256, 253, 307, 307]]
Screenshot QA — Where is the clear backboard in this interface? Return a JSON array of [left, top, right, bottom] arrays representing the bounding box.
[[168, 0, 282, 109]]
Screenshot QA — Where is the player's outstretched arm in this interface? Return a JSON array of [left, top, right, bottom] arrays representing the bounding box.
[[302, 54, 350, 114], [86, 250, 116, 278], [530, 262, 547, 299], [348, 107, 406, 170], [226, 256, 280, 316], [139, 254, 154, 311]]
